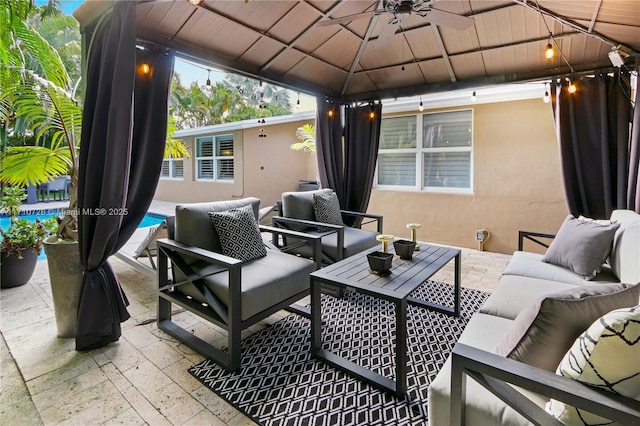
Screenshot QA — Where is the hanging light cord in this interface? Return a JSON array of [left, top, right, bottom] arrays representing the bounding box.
[[535, 0, 574, 73]]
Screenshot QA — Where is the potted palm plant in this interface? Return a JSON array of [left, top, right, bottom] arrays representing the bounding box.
[[1, 186, 56, 288]]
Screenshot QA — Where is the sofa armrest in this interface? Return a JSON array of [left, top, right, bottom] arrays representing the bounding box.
[[272, 216, 345, 260], [259, 224, 322, 270], [340, 210, 383, 233], [450, 343, 640, 426], [518, 230, 556, 251]]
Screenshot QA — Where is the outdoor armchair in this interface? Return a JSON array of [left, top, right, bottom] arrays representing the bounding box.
[[272, 188, 382, 265], [156, 197, 321, 372]]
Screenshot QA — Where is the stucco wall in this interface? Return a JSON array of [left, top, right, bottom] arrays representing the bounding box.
[[154, 119, 317, 209], [367, 98, 568, 255]]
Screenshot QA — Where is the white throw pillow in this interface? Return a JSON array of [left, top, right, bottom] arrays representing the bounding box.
[[545, 305, 640, 425]]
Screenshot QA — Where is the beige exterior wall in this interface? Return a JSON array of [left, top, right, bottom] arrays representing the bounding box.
[[156, 96, 568, 255], [154, 118, 317, 209], [367, 98, 568, 255]]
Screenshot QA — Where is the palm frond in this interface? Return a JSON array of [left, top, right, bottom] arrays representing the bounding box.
[[0, 145, 71, 186]]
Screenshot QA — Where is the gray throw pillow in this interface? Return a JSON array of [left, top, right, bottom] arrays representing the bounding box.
[[542, 215, 620, 279], [493, 284, 640, 372], [313, 192, 344, 226], [209, 205, 267, 263]]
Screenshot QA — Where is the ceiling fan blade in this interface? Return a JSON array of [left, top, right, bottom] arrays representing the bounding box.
[[426, 8, 474, 30], [316, 10, 382, 27], [376, 18, 399, 48]]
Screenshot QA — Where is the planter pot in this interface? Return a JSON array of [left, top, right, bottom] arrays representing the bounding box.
[[367, 251, 393, 275], [394, 239, 416, 260], [44, 236, 83, 338], [0, 248, 39, 288]]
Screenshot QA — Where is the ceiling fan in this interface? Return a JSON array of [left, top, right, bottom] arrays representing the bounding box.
[[317, 0, 474, 45]]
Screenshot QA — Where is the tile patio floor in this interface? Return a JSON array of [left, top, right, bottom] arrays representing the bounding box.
[[1, 205, 512, 425]]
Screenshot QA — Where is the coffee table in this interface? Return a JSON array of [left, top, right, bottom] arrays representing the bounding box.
[[310, 242, 461, 397]]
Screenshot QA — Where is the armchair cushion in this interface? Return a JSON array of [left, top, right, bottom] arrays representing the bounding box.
[[281, 188, 333, 231], [546, 305, 640, 425], [313, 192, 344, 226], [542, 215, 620, 280], [209, 205, 266, 263], [494, 284, 640, 372], [177, 250, 315, 321]]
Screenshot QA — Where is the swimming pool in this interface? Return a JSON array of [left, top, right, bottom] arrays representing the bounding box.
[[1, 210, 166, 260]]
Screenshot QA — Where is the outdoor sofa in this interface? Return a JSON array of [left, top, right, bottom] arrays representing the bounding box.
[[428, 209, 640, 425]]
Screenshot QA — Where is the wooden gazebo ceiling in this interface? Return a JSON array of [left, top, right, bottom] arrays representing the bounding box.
[[76, 0, 640, 102]]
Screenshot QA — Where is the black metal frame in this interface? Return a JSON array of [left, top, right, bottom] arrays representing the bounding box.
[[156, 225, 321, 373], [272, 210, 383, 262], [518, 230, 556, 251], [450, 343, 640, 426]]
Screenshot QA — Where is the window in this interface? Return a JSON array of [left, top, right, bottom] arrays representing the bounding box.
[[196, 134, 234, 181], [160, 154, 184, 179], [377, 110, 472, 191]]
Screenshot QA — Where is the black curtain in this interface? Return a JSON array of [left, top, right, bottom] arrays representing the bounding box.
[[628, 65, 640, 211], [76, 1, 175, 351], [315, 100, 382, 226], [552, 69, 637, 218], [315, 99, 344, 195], [343, 103, 382, 224]]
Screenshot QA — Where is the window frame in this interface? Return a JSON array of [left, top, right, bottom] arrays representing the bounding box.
[[376, 109, 474, 194], [195, 134, 235, 183], [160, 153, 184, 180]]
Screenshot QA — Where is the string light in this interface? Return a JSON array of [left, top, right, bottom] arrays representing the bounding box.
[[470, 91, 477, 102], [418, 96, 424, 111], [545, 34, 554, 59], [543, 89, 550, 103], [296, 92, 301, 108], [205, 69, 211, 87], [140, 62, 150, 75], [328, 109, 334, 117], [568, 79, 577, 94], [188, 0, 204, 5]]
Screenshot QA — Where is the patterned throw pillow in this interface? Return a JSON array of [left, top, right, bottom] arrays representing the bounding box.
[[545, 305, 640, 425], [312, 192, 344, 226], [208, 205, 266, 263]]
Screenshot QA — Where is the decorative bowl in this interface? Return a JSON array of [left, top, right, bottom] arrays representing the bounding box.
[[367, 251, 393, 275], [394, 239, 416, 260]]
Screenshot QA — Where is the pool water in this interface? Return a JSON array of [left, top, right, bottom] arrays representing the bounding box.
[[1, 210, 166, 260]]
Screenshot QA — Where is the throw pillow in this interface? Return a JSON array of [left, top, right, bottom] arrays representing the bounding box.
[[493, 284, 640, 372], [313, 192, 344, 226], [208, 204, 267, 263], [542, 214, 620, 279], [545, 305, 640, 425]]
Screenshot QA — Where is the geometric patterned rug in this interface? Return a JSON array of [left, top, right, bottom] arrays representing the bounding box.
[[189, 280, 489, 426]]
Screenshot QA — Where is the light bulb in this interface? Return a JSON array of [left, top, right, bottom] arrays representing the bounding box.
[[188, 0, 204, 5], [328, 109, 334, 117], [140, 62, 150, 74], [470, 91, 477, 102], [543, 91, 550, 103], [545, 43, 554, 59], [419, 98, 424, 111], [369, 111, 375, 119], [568, 82, 577, 94]]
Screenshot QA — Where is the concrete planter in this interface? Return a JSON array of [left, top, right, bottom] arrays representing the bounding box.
[[44, 236, 83, 338]]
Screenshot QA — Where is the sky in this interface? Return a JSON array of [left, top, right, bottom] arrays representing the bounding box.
[[40, 0, 317, 111]]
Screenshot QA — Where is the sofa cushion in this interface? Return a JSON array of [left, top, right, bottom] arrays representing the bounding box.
[[428, 313, 547, 426], [209, 205, 266, 263], [546, 305, 640, 425], [494, 284, 640, 372], [541, 215, 620, 280], [175, 197, 260, 252], [609, 209, 640, 284], [503, 251, 619, 286], [480, 275, 580, 320], [313, 192, 344, 226], [178, 250, 315, 321]]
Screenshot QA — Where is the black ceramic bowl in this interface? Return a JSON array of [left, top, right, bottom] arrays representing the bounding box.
[[367, 251, 393, 274], [394, 239, 416, 260]]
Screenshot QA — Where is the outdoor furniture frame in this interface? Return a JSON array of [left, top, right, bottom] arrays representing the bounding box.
[[310, 242, 461, 397], [156, 198, 322, 373], [517, 230, 556, 251], [273, 189, 383, 265], [450, 343, 640, 425], [37, 175, 69, 202]]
